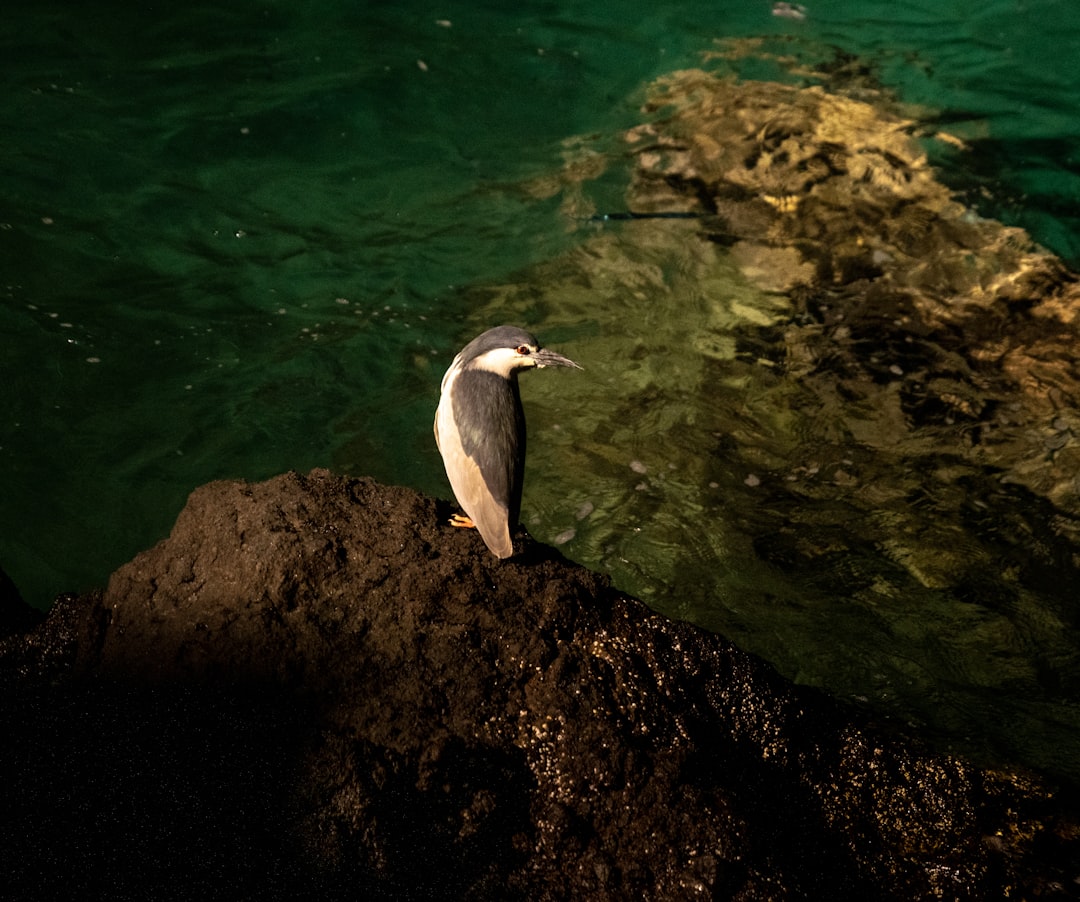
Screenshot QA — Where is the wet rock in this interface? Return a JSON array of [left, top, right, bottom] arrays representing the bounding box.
[[2, 469, 1077, 899]]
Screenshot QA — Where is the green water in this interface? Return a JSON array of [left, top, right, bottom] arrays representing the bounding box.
[[5, 1, 1080, 783]]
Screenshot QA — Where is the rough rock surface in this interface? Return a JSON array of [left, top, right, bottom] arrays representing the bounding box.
[[2, 470, 1078, 899]]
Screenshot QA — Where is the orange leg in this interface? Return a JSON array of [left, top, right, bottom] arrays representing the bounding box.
[[449, 513, 475, 529]]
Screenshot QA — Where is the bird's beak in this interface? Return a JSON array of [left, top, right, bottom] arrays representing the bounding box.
[[534, 348, 582, 370]]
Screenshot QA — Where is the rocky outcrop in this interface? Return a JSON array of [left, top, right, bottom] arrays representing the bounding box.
[[1, 469, 1076, 899]]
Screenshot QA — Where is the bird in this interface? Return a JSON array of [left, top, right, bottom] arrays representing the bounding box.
[[434, 325, 581, 559]]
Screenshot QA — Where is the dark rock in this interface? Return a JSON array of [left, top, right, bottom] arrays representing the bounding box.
[[2, 469, 1078, 899], [0, 564, 42, 640]]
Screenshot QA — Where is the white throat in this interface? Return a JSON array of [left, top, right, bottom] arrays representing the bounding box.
[[467, 346, 534, 379]]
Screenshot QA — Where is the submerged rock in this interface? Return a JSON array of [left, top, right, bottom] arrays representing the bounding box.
[[477, 66, 1080, 781], [1, 470, 1077, 899]]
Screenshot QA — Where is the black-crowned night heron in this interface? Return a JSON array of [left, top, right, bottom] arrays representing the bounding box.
[[434, 325, 581, 559]]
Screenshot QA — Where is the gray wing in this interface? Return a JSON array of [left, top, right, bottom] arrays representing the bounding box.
[[443, 371, 524, 557]]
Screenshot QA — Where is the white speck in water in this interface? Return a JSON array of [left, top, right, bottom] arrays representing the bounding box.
[[417, 59, 429, 72], [889, 364, 903, 376], [575, 501, 594, 520], [708, 481, 719, 489], [435, 18, 452, 27], [744, 473, 761, 487], [772, 1, 807, 20], [629, 459, 647, 474], [85, 357, 101, 364], [335, 297, 349, 305], [552, 528, 575, 546]]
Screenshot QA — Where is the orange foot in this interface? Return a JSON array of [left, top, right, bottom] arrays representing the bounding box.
[[449, 513, 475, 529]]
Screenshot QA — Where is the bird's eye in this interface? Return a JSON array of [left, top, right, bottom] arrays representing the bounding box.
[[516, 345, 531, 355]]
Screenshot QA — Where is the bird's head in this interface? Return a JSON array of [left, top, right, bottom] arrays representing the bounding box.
[[454, 325, 582, 379]]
